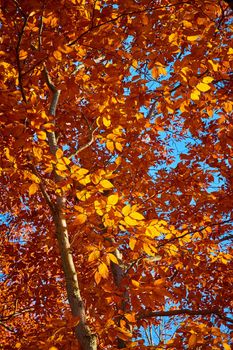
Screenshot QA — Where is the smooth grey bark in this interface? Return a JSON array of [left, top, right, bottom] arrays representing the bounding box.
[[42, 68, 97, 350]]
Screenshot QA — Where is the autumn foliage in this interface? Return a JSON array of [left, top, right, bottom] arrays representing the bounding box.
[[0, 0, 233, 349]]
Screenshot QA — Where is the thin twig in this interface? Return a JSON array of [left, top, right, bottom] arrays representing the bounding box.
[[68, 126, 98, 159]]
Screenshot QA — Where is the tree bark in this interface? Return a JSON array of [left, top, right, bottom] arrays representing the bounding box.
[[42, 68, 97, 350]]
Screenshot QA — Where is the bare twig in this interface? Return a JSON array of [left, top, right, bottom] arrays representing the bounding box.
[[68, 126, 98, 159]]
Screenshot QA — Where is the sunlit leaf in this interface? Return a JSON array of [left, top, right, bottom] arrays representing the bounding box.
[[29, 183, 39, 196], [98, 262, 109, 278], [107, 193, 118, 206], [196, 82, 211, 92], [88, 250, 100, 262], [100, 179, 113, 189]]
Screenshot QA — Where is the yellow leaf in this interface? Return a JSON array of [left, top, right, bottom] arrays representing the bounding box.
[[29, 183, 39, 196], [88, 250, 100, 262], [122, 205, 131, 216], [106, 140, 114, 152], [33, 147, 43, 160], [208, 59, 219, 72], [146, 225, 160, 238], [98, 262, 109, 278], [227, 47, 233, 55], [182, 20, 192, 28], [168, 33, 177, 43], [124, 313, 136, 323], [191, 89, 200, 101], [62, 157, 71, 165], [108, 253, 118, 264], [19, 50, 28, 60], [187, 35, 199, 41], [188, 333, 197, 348], [56, 149, 63, 159], [100, 179, 113, 189], [103, 116, 111, 127], [53, 50, 62, 61], [129, 211, 144, 220], [76, 190, 91, 201], [124, 216, 138, 226], [15, 343, 21, 349], [202, 76, 214, 84], [143, 243, 154, 256], [196, 82, 211, 92], [56, 163, 67, 170], [77, 168, 89, 176], [223, 343, 231, 350], [115, 142, 123, 152], [107, 193, 118, 206], [37, 131, 47, 140], [75, 214, 87, 225], [131, 279, 140, 288], [49, 347, 58, 350], [129, 237, 137, 250], [5, 147, 15, 162]]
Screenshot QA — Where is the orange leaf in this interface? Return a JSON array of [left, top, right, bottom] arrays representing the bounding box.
[[29, 183, 39, 196], [88, 250, 100, 262], [94, 271, 101, 284], [53, 50, 62, 61], [188, 334, 197, 348]]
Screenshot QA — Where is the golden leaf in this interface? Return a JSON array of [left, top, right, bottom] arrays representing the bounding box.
[[223, 343, 231, 350], [115, 142, 123, 152], [122, 205, 131, 216], [106, 140, 114, 152], [56, 163, 67, 171], [143, 243, 154, 256], [191, 90, 200, 101], [100, 179, 113, 189], [88, 250, 100, 262], [196, 82, 211, 92], [107, 193, 118, 206], [107, 253, 118, 264], [146, 225, 160, 238], [124, 216, 138, 226], [37, 131, 47, 140], [129, 237, 137, 250], [5, 148, 15, 162], [131, 279, 140, 288], [187, 35, 199, 41], [103, 116, 111, 127], [56, 149, 63, 159], [76, 190, 91, 201], [98, 262, 109, 278], [124, 313, 136, 323], [202, 76, 214, 84], [29, 183, 39, 196], [129, 211, 144, 220], [53, 50, 62, 61]]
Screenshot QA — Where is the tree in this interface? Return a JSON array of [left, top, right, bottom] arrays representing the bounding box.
[[0, 0, 232, 349]]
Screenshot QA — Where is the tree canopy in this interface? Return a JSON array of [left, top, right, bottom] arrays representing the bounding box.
[[0, 0, 233, 349]]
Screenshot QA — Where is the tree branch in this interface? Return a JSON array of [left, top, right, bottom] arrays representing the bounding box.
[[137, 308, 233, 325]]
